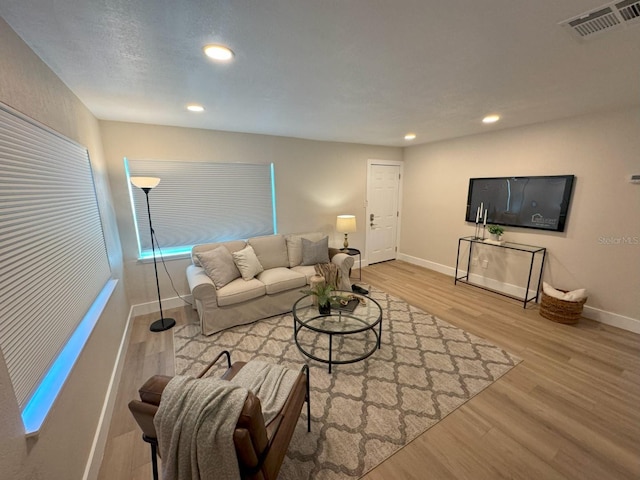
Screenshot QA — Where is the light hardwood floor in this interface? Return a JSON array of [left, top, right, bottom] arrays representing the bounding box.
[[97, 260, 640, 480]]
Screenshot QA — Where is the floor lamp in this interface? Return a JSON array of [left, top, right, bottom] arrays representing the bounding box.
[[130, 177, 176, 332]]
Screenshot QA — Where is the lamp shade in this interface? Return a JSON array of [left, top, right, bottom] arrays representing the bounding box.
[[336, 215, 357, 233], [130, 176, 161, 189]]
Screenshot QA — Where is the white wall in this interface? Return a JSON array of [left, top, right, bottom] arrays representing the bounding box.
[[401, 107, 640, 327], [99, 121, 403, 306], [0, 18, 130, 480]]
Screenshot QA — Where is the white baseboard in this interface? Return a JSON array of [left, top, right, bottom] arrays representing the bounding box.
[[84, 294, 193, 479], [397, 253, 454, 277], [582, 306, 640, 334], [130, 294, 194, 317], [83, 307, 135, 480], [397, 253, 639, 334]]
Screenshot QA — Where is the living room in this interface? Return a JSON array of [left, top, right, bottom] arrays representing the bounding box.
[[1, 2, 639, 479]]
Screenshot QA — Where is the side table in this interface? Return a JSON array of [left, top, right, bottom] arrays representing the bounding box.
[[340, 247, 361, 281]]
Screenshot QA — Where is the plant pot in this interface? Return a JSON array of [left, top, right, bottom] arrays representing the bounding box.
[[490, 233, 503, 242], [318, 302, 331, 315]]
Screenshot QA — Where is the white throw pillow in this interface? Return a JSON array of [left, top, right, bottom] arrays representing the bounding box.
[[232, 245, 264, 281], [195, 246, 241, 289], [543, 282, 588, 302], [564, 288, 588, 302], [542, 282, 565, 300]]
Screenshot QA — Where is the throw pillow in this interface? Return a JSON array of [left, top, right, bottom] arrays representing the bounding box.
[[232, 245, 264, 281], [564, 288, 588, 302], [543, 282, 588, 302], [301, 236, 329, 266], [195, 246, 241, 289], [286, 232, 325, 267], [542, 282, 565, 300], [248, 234, 289, 270]]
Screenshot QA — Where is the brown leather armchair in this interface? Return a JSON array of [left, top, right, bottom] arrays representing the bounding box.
[[128, 351, 310, 480]]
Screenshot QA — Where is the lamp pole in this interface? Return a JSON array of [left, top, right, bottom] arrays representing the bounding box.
[[130, 176, 175, 333], [141, 187, 176, 332]]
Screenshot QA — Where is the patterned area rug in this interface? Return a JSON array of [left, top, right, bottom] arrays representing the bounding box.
[[174, 287, 521, 479]]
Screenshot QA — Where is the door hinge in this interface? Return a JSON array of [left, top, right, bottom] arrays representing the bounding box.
[[395, 246, 398, 252], [399, 173, 401, 180]]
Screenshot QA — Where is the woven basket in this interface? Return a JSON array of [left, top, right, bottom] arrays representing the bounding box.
[[539, 290, 587, 324]]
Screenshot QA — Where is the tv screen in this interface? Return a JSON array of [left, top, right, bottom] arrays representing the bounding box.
[[466, 175, 575, 232]]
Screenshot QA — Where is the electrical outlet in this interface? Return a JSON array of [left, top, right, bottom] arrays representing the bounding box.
[[481, 259, 489, 269]]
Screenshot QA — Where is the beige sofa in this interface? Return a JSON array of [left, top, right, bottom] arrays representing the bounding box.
[[186, 233, 354, 335]]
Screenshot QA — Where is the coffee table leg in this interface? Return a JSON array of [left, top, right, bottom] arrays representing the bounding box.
[[328, 334, 333, 373]]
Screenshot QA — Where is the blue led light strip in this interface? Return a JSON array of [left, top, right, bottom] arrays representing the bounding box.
[[21, 279, 118, 435], [271, 163, 277, 234]]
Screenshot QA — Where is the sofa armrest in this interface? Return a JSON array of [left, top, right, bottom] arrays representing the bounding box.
[[331, 253, 354, 291], [186, 264, 217, 299]]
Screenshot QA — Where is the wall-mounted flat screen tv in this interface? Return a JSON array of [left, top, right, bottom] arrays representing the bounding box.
[[466, 175, 575, 232]]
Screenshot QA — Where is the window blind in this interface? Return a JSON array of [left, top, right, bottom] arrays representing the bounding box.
[[0, 104, 112, 411], [126, 159, 276, 257]]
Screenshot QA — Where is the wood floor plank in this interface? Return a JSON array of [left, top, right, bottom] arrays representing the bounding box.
[[98, 260, 640, 480]]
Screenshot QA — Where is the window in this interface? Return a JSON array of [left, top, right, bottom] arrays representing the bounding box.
[[126, 159, 277, 258], [0, 103, 114, 434]]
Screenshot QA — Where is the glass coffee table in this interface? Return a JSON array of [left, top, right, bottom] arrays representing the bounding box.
[[292, 291, 382, 373]]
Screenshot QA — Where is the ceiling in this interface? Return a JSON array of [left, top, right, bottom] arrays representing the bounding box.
[[2, 0, 639, 147]]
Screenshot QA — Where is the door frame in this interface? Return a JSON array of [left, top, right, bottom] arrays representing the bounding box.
[[365, 159, 404, 267]]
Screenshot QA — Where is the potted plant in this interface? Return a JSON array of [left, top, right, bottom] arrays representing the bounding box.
[[301, 283, 334, 315], [487, 224, 504, 241]]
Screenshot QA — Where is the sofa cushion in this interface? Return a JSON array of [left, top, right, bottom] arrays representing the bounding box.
[[248, 235, 289, 270], [301, 236, 330, 266], [285, 232, 325, 267], [291, 265, 317, 284], [192, 240, 247, 267], [216, 277, 266, 307], [195, 246, 241, 289], [232, 245, 264, 281], [256, 268, 307, 295]]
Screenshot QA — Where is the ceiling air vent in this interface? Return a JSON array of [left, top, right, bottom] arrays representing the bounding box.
[[561, 0, 640, 41], [616, 0, 640, 21]]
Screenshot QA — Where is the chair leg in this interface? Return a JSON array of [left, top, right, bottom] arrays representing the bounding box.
[[144, 435, 159, 480], [303, 364, 311, 432]]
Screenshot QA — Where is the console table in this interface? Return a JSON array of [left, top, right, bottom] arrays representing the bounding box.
[[454, 236, 546, 308]]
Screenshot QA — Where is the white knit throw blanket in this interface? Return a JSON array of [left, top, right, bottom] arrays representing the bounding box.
[[229, 361, 299, 426], [154, 375, 248, 480], [154, 361, 299, 480]]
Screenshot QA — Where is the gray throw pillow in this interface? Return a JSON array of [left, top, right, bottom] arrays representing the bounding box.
[[301, 236, 330, 266], [195, 246, 241, 289]]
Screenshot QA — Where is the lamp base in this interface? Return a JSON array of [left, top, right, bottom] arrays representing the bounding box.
[[149, 317, 176, 332]]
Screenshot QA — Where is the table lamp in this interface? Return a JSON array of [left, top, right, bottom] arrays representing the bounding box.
[[336, 215, 356, 250]]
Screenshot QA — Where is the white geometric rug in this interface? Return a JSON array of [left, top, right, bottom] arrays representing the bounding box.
[[174, 287, 521, 479]]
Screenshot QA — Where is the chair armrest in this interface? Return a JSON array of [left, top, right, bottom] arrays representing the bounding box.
[[197, 350, 232, 378], [128, 400, 159, 440]]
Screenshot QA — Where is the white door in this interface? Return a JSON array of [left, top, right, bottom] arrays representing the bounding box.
[[366, 162, 402, 265]]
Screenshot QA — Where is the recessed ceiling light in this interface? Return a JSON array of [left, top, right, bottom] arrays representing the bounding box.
[[203, 44, 234, 61], [186, 104, 205, 112], [482, 114, 500, 124], [404, 133, 416, 140]]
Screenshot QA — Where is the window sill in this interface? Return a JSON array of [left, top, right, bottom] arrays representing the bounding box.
[[22, 279, 118, 436]]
